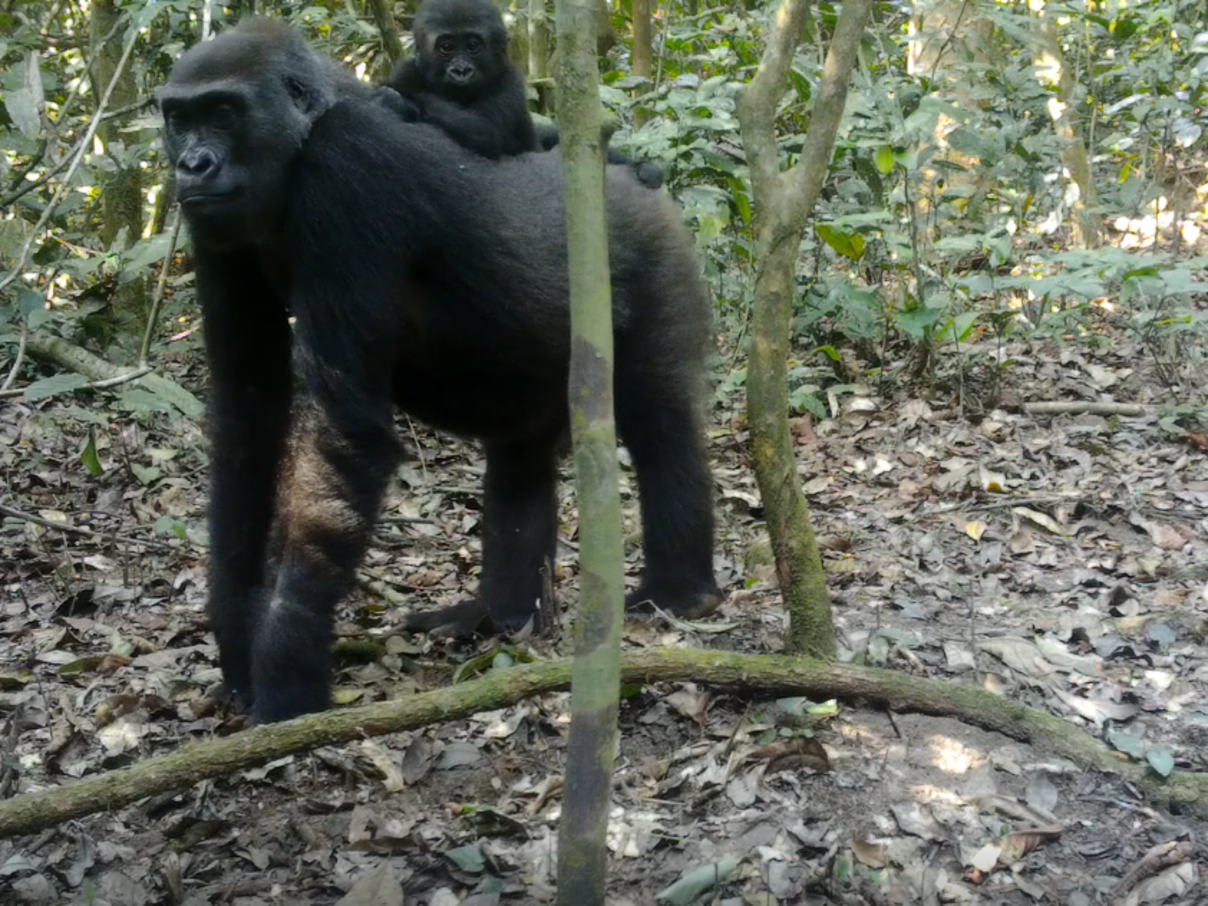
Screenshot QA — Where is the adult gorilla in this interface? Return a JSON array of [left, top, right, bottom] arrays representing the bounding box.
[[160, 20, 720, 724]]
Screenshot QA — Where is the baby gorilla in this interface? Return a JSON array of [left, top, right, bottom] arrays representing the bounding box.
[[384, 0, 536, 159], [382, 0, 663, 188]]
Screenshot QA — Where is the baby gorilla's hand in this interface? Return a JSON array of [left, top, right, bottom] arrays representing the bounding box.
[[372, 86, 422, 122]]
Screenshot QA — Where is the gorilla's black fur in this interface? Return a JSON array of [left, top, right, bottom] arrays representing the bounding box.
[[161, 20, 718, 723]]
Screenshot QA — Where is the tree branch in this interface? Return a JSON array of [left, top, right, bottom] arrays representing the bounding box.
[[16, 332, 203, 417], [1, 648, 1204, 840], [736, 0, 812, 205]]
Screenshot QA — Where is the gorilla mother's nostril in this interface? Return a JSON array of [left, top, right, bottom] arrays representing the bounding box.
[[179, 147, 219, 177]]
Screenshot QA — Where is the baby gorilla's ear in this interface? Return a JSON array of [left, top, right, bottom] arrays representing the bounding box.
[[372, 86, 423, 123]]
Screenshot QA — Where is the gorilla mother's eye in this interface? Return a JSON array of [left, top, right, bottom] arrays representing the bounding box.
[[285, 76, 309, 103], [211, 101, 237, 128]]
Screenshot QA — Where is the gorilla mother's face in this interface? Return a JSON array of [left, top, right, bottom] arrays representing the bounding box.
[[160, 24, 323, 250]]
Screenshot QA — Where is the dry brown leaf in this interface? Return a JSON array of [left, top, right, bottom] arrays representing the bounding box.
[[335, 860, 403, 906], [851, 837, 890, 869], [1013, 507, 1064, 535]]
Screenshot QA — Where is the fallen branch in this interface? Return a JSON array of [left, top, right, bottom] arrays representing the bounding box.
[[19, 332, 203, 417], [0, 648, 1203, 839], [0, 503, 182, 552], [1024, 401, 1148, 417], [0, 365, 150, 399]]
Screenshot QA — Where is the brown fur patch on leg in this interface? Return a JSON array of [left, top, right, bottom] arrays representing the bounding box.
[[276, 408, 366, 578]]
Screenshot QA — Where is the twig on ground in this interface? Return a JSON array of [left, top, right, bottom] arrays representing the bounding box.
[[377, 515, 436, 525], [0, 503, 180, 552], [357, 574, 408, 605], [0, 365, 151, 399], [1024, 401, 1149, 417]]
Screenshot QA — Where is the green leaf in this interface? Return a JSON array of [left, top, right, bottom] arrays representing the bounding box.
[[815, 345, 840, 362], [444, 844, 485, 874], [80, 426, 103, 477], [6, 87, 40, 137], [874, 145, 895, 175], [656, 853, 741, 904], [16, 287, 42, 317], [814, 224, 865, 260], [23, 373, 87, 401], [140, 373, 205, 418], [131, 463, 161, 485], [1146, 747, 1175, 777], [0, 223, 35, 267], [153, 515, 188, 540], [895, 307, 942, 339], [120, 232, 176, 277], [936, 311, 980, 344], [1107, 729, 1145, 760], [116, 388, 172, 415], [59, 656, 107, 677]]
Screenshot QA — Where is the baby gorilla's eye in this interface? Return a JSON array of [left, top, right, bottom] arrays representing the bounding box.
[[437, 38, 455, 54]]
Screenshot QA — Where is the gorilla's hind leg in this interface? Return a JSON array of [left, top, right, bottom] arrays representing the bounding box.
[[617, 391, 722, 620], [402, 434, 560, 637]]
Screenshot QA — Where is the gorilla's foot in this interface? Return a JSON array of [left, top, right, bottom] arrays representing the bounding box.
[[205, 680, 252, 712], [626, 582, 723, 621], [198, 681, 253, 727], [401, 599, 505, 638], [250, 679, 331, 724]]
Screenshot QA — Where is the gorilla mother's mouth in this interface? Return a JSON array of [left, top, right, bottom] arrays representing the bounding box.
[[179, 189, 240, 206]]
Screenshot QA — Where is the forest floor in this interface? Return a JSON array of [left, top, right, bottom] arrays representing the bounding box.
[[2, 316, 1208, 905]]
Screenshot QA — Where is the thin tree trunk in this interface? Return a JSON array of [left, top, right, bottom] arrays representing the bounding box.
[[735, 0, 873, 657], [530, 0, 552, 113], [907, 0, 993, 244], [596, 0, 616, 56], [554, 0, 625, 895], [630, 0, 653, 125], [366, 0, 405, 66], [91, 0, 146, 324], [1034, 21, 1101, 249], [631, 0, 652, 78]]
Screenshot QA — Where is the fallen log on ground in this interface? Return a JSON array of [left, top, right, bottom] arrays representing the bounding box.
[[0, 648, 1203, 838]]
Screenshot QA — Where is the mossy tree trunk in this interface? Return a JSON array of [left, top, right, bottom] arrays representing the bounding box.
[[734, 0, 873, 657], [630, 0, 653, 126], [553, 0, 626, 898], [366, 0, 405, 67], [530, 0, 553, 113], [91, 0, 146, 328]]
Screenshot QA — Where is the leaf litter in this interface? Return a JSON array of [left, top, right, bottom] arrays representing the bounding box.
[[1, 330, 1207, 904]]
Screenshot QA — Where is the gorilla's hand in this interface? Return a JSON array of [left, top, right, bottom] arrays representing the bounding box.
[[373, 86, 422, 122]]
